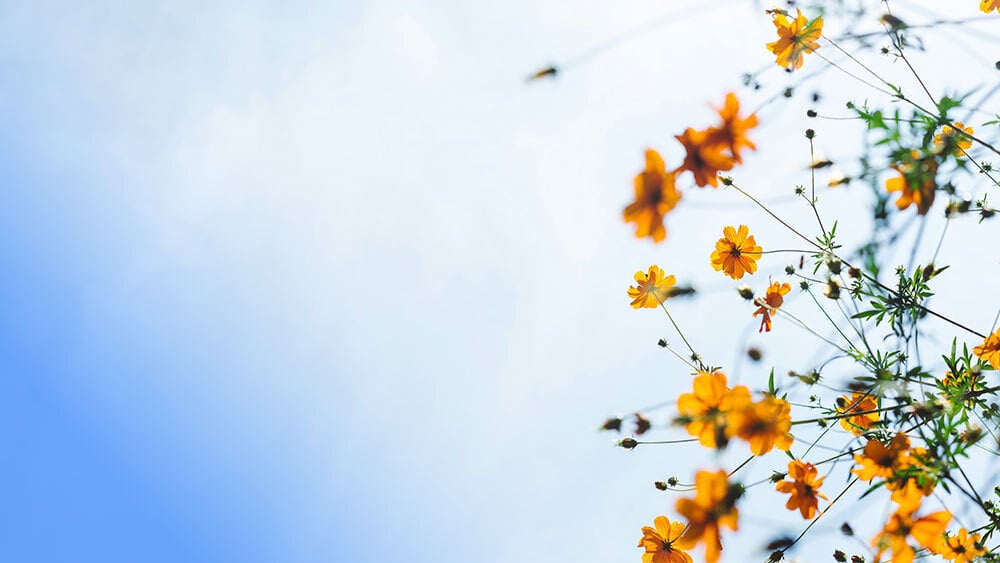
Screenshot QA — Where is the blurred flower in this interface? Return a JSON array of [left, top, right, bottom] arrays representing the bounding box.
[[628, 265, 677, 309], [675, 470, 741, 563], [706, 93, 758, 164], [634, 413, 652, 436], [972, 328, 1000, 368], [752, 278, 791, 332], [675, 128, 734, 187], [853, 433, 911, 481], [727, 395, 793, 455], [886, 152, 938, 215], [625, 149, 682, 242], [982, 0, 1000, 14], [710, 225, 762, 280], [600, 417, 623, 432], [836, 392, 879, 436], [637, 515, 695, 563], [933, 122, 974, 156], [766, 9, 824, 70], [775, 460, 827, 519], [888, 470, 935, 513], [872, 505, 950, 563], [939, 528, 985, 562], [677, 371, 750, 448]]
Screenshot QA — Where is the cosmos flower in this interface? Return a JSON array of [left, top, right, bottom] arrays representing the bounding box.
[[624, 149, 682, 242], [628, 265, 677, 309], [852, 433, 911, 481], [727, 394, 794, 455], [706, 93, 758, 164], [939, 528, 986, 563], [710, 225, 762, 280], [766, 9, 824, 70], [775, 459, 828, 519], [835, 392, 879, 436], [872, 505, 950, 563], [676, 371, 751, 449], [885, 152, 939, 215], [675, 127, 735, 188], [752, 278, 791, 332], [637, 515, 696, 563], [973, 327, 1000, 369], [982, 0, 1000, 14], [933, 122, 974, 156], [675, 470, 741, 563]]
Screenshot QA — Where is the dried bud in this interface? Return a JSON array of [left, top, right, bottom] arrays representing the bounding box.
[[747, 347, 763, 362], [826, 258, 842, 274], [667, 476, 679, 487], [634, 413, 652, 436], [851, 556, 865, 563], [769, 471, 787, 483], [833, 551, 847, 562], [600, 417, 623, 432], [805, 128, 816, 139], [768, 550, 785, 562], [657, 338, 667, 348], [526, 65, 558, 81], [785, 264, 796, 275], [961, 425, 983, 445], [720, 176, 733, 186], [654, 481, 668, 491], [841, 522, 854, 536], [824, 277, 841, 300], [738, 285, 754, 300], [848, 267, 862, 279], [807, 109, 817, 117], [618, 437, 638, 450]]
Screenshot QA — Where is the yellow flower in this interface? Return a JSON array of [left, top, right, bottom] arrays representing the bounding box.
[[852, 433, 911, 481], [939, 528, 986, 563], [775, 460, 828, 519], [836, 392, 879, 436], [637, 515, 696, 563], [675, 470, 740, 563], [675, 127, 734, 188], [872, 505, 950, 563], [752, 277, 790, 332], [766, 9, 823, 70], [706, 92, 758, 164], [983, 0, 1000, 14], [624, 149, 683, 243], [727, 394, 794, 455], [710, 225, 762, 280], [973, 327, 1000, 369], [676, 371, 751, 449], [885, 152, 938, 215], [934, 122, 974, 156], [628, 265, 677, 309]]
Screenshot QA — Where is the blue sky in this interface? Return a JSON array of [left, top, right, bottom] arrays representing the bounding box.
[[0, 1, 997, 561]]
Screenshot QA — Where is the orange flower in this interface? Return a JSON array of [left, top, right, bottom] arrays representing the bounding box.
[[727, 394, 793, 455], [852, 432, 911, 481], [752, 277, 790, 332], [675, 470, 740, 563], [941, 370, 982, 407], [939, 528, 986, 563], [706, 93, 758, 164], [889, 473, 935, 513], [933, 122, 974, 156], [625, 149, 683, 242], [836, 392, 879, 436], [676, 371, 751, 449], [982, 0, 1000, 14], [710, 225, 762, 280], [775, 459, 828, 519], [628, 265, 677, 309], [766, 9, 824, 70], [675, 127, 734, 188], [973, 327, 1000, 369], [872, 505, 950, 563], [885, 152, 939, 215], [637, 515, 696, 563]]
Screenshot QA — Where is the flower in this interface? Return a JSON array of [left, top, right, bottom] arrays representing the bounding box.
[[675, 470, 741, 563], [835, 392, 879, 436], [983, 0, 1000, 14], [775, 460, 828, 519], [939, 528, 986, 563], [941, 370, 982, 408], [628, 265, 677, 309], [973, 327, 1000, 369], [766, 9, 824, 70], [676, 371, 751, 449], [852, 432, 911, 481], [885, 152, 939, 215], [710, 225, 762, 280], [933, 122, 974, 156], [625, 149, 683, 242], [637, 515, 696, 563], [727, 394, 794, 455], [675, 127, 734, 188], [706, 93, 758, 164], [752, 277, 791, 332], [871, 505, 950, 563]]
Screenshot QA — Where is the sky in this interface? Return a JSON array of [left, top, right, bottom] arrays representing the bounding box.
[[0, 1, 998, 561]]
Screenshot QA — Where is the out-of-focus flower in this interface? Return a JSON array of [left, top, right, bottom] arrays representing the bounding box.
[[637, 515, 696, 563], [766, 9, 824, 70], [933, 122, 974, 156], [836, 392, 879, 436], [706, 93, 758, 164], [710, 225, 762, 280], [871, 505, 950, 563], [853, 433, 911, 481], [675, 470, 741, 563], [752, 278, 791, 332], [775, 460, 828, 519], [675, 128, 734, 188], [625, 149, 683, 242], [886, 152, 939, 215], [634, 413, 652, 436], [982, 0, 1000, 14], [727, 395, 793, 455], [973, 328, 1000, 368], [676, 371, 751, 449], [628, 265, 677, 309]]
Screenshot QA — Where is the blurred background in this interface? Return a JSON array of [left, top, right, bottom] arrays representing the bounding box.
[[0, 0, 997, 561]]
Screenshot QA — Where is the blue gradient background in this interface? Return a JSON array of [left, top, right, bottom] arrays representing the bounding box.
[[1, 1, 995, 561]]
